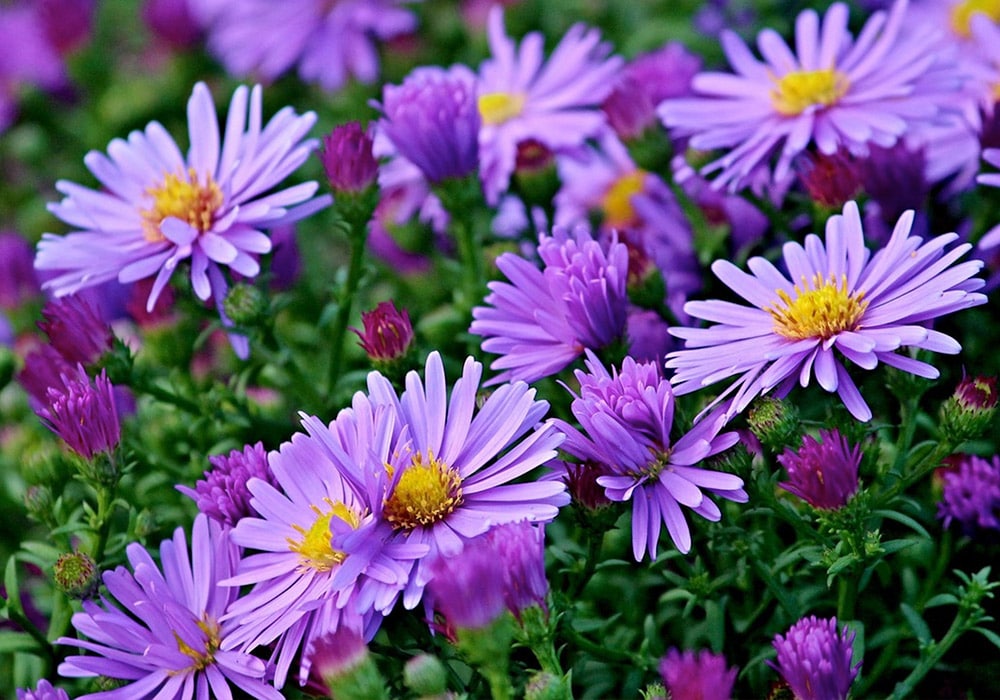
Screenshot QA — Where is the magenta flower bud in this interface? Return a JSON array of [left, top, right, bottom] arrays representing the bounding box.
[[954, 375, 999, 411], [38, 366, 121, 460], [796, 150, 861, 209], [769, 616, 861, 700], [777, 430, 861, 510], [351, 301, 414, 363], [319, 122, 379, 193], [37, 295, 114, 367], [660, 648, 738, 700], [141, 0, 201, 48]]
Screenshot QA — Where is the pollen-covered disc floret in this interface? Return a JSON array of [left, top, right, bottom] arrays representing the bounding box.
[[668, 200, 986, 422], [383, 452, 464, 530]]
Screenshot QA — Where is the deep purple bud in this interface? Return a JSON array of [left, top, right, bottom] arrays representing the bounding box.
[[378, 65, 480, 183], [319, 122, 379, 193], [141, 0, 201, 48], [16, 679, 70, 700], [777, 430, 860, 510], [660, 648, 738, 700], [797, 150, 861, 209], [177, 442, 277, 527], [35, 0, 95, 54], [37, 366, 121, 460], [38, 295, 114, 366], [859, 142, 929, 223], [769, 616, 861, 700], [18, 344, 74, 405], [937, 454, 1000, 534], [954, 375, 999, 411], [0, 232, 41, 309], [351, 301, 414, 363]]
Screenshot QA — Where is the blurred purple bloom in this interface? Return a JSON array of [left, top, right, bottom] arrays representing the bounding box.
[[37, 366, 120, 460], [177, 442, 278, 527], [859, 141, 930, 225], [427, 533, 510, 630], [660, 647, 738, 700], [626, 307, 676, 366], [37, 295, 113, 366], [476, 6, 622, 204], [142, 0, 202, 48], [18, 344, 73, 405], [319, 122, 379, 193], [0, 2, 67, 131], [376, 65, 480, 184], [34, 0, 95, 54], [0, 232, 41, 309], [36, 81, 330, 358], [490, 521, 549, 617], [668, 201, 986, 422], [16, 679, 69, 700], [796, 150, 861, 210], [58, 515, 282, 700], [937, 454, 1000, 534], [191, 0, 415, 92], [470, 228, 629, 385], [554, 352, 746, 559], [778, 429, 861, 510], [769, 616, 861, 700]]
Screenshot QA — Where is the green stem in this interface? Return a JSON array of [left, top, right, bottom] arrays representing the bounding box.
[[482, 667, 514, 700], [6, 605, 55, 672], [566, 528, 603, 600], [92, 481, 117, 567], [890, 393, 921, 476], [453, 217, 484, 313], [878, 440, 957, 507], [325, 221, 369, 401], [837, 572, 857, 621], [559, 622, 649, 668], [889, 605, 975, 699]]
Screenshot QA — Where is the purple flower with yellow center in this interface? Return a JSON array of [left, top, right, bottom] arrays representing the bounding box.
[[778, 429, 861, 510], [769, 616, 861, 700], [177, 441, 278, 527], [554, 352, 746, 559], [476, 6, 622, 204], [37, 366, 120, 460], [937, 454, 1000, 534], [219, 408, 427, 688], [190, 0, 415, 92], [365, 351, 568, 608], [35, 81, 330, 358], [659, 647, 738, 700], [667, 200, 986, 422], [58, 515, 282, 700], [659, 0, 953, 191], [470, 228, 629, 385]]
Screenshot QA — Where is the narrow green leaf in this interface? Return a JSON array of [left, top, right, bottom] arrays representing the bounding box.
[[900, 603, 931, 644]]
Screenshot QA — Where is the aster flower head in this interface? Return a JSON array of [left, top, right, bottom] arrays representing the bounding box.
[[470, 227, 629, 385], [376, 65, 481, 184], [37, 366, 120, 460], [778, 429, 861, 510], [555, 352, 747, 559], [16, 679, 69, 700], [36, 81, 331, 357], [319, 121, 379, 194], [475, 6, 623, 204], [667, 200, 987, 422], [659, 647, 738, 700], [37, 295, 114, 367], [937, 454, 1000, 534], [365, 351, 568, 607], [191, 0, 416, 92], [659, 0, 953, 191], [177, 441, 278, 527], [58, 515, 283, 700], [769, 616, 861, 700], [488, 521, 549, 617], [0, 2, 70, 133]]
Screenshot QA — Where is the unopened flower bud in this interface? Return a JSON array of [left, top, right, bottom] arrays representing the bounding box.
[[940, 375, 998, 442], [24, 485, 54, 523], [320, 122, 379, 194], [403, 654, 448, 697], [310, 626, 388, 700], [748, 396, 801, 452], [222, 284, 268, 328], [524, 671, 570, 700], [352, 301, 415, 366], [54, 551, 99, 599], [134, 509, 157, 539]]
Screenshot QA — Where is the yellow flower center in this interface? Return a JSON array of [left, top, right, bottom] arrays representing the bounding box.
[[141, 168, 223, 243], [951, 0, 1000, 37], [383, 451, 463, 530], [602, 170, 647, 229], [173, 615, 221, 673], [478, 91, 526, 126], [287, 499, 359, 572], [771, 68, 849, 116], [767, 273, 868, 340]]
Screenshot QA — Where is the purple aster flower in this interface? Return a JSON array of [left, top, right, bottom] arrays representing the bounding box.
[[0, 2, 69, 132], [34, 0, 95, 55], [37, 366, 120, 460], [470, 228, 629, 385], [769, 616, 861, 700], [365, 351, 568, 608], [489, 521, 549, 618], [35, 81, 331, 358], [626, 307, 677, 364], [659, 647, 738, 700], [778, 429, 861, 510], [351, 300, 414, 364], [220, 407, 428, 688], [937, 454, 1000, 534], [58, 515, 283, 700], [659, 0, 956, 191], [554, 352, 747, 559], [319, 121, 379, 194], [37, 295, 114, 367], [667, 200, 987, 422], [142, 0, 202, 48], [16, 679, 69, 700], [190, 0, 415, 92], [427, 532, 511, 630], [476, 6, 622, 204], [376, 65, 480, 184], [0, 231, 40, 309], [177, 441, 278, 527]]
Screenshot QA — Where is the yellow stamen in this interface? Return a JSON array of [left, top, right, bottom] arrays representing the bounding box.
[[172, 615, 221, 673], [766, 273, 868, 340], [287, 499, 359, 572], [141, 168, 223, 243], [602, 170, 647, 229], [478, 92, 526, 126], [383, 451, 463, 530], [951, 0, 1000, 37], [771, 68, 849, 116]]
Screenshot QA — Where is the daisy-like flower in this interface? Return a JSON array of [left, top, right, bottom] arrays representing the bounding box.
[[554, 352, 747, 559], [35, 81, 330, 357], [470, 228, 629, 385], [659, 0, 953, 191], [58, 515, 282, 700], [364, 351, 568, 608], [667, 200, 987, 422], [190, 0, 416, 92], [476, 6, 622, 204], [220, 405, 427, 688]]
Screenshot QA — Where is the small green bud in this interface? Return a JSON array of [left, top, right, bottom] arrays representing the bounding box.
[[23, 485, 54, 523], [312, 628, 388, 700], [403, 654, 448, 697], [640, 682, 666, 700], [134, 509, 157, 540], [940, 375, 998, 443], [524, 671, 571, 700], [54, 551, 100, 599], [748, 396, 801, 452], [222, 284, 269, 327]]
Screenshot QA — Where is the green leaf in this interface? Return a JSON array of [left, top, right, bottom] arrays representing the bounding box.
[[924, 593, 959, 608], [3, 556, 24, 620], [971, 626, 1000, 651], [0, 631, 37, 654], [872, 509, 931, 539], [900, 603, 931, 644], [880, 539, 919, 555]]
